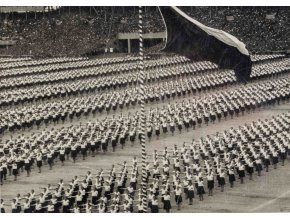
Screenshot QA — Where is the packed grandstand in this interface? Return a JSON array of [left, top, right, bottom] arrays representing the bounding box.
[[0, 6, 289, 57]]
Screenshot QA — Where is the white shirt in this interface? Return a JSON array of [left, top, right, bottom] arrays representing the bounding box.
[[62, 199, 69, 206], [47, 205, 54, 212], [35, 203, 42, 211], [175, 189, 182, 195], [207, 174, 213, 180], [164, 195, 170, 200], [198, 181, 204, 187]]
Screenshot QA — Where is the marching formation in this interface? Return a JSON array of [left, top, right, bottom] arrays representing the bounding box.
[[1, 112, 289, 213], [0, 53, 289, 213], [1, 56, 289, 134]]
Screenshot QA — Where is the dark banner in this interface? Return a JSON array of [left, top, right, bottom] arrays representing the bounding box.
[[159, 6, 252, 82]]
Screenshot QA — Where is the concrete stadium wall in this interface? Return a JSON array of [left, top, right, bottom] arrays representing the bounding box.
[[0, 6, 45, 13], [0, 40, 17, 46], [117, 32, 166, 53], [117, 31, 166, 40]]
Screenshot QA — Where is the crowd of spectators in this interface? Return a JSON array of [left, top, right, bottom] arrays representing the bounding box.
[[182, 7, 290, 53], [0, 9, 108, 57], [0, 6, 289, 57], [116, 7, 164, 33]]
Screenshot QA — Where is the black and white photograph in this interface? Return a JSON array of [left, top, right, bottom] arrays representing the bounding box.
[[0, 0, 290, 214]]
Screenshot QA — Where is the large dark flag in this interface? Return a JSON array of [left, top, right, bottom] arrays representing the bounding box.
[[159, 6, 252, 82]]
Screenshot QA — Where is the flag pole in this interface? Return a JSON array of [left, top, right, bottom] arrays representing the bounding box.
[[138, 6, 148, 212]]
